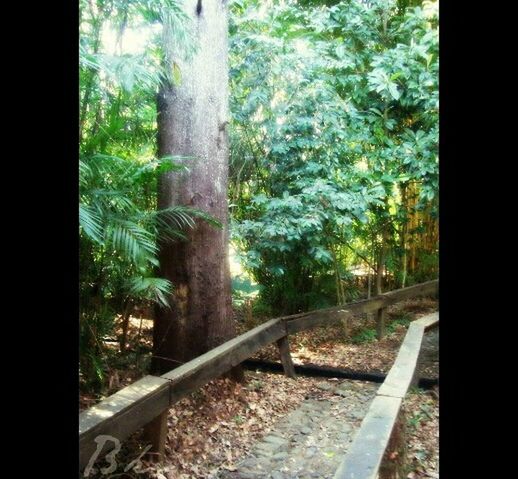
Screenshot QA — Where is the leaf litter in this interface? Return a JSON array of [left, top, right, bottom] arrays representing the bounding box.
[[82, 298, 438, 479]]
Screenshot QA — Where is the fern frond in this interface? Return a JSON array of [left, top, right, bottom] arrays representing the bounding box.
[[79, 203, 103, 244], [106, 219, 157, 264], [126, 276, 172, 308]]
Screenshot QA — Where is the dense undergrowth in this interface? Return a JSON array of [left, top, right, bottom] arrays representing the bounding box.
[[79, 0, 438, 398]]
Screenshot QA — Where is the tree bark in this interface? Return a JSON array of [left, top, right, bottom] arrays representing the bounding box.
[[152, 0, 240, 376]]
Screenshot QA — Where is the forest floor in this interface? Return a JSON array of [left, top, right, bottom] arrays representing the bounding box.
[[81, 297, 438, 479], [242, 297, 438, 378]]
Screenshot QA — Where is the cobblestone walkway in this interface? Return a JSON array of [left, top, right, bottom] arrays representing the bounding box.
[[218, 380, 378, 479]]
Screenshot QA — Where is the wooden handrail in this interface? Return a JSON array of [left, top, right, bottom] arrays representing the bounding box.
[[333, 312, 439, 479], [79, 317, 286, 469], [161, 317, 286, 403], [79, 375, 170, 470], [79, 280, 438, 471]]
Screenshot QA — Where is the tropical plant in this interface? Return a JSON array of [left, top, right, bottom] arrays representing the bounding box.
[[79, 0, 216, 391], [228, 0, 438, 314]]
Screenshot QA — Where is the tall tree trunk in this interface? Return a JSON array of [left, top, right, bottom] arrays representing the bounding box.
[[152, 0, 239, 375]]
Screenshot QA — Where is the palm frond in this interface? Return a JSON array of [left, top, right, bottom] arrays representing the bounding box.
[[185, 208, 223, 229], [81, 52, 162, 93], [143, 206, 223, 244], [126, 276, 172, 308], [79, 203, 103, 244], [79, 159, 92, 187], [106, 219, 157, 264]]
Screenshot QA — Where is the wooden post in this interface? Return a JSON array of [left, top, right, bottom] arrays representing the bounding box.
[[143, 409, 168, 462], [276, 336, 296, 378], [377, 307, 386, 340]]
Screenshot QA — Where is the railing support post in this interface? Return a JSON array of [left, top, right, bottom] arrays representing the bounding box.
[[143, 409, 168, 462], [276, 335, 297, 378], [377, 307, 386, 340]]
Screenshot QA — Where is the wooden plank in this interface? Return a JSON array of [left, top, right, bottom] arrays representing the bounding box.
[[287, 280, 438, 334], [414, 312, 439, 331], [276, 335, 296, 378], [381, 280, 438, 306], [287, 304, 379, 335], [79, 375, 170, 470], [376, 307, 386, 340], [161, 318, 286, 403], [143, 410, 168, 461], [333, 311, 438, 478], [78, 281, 437, 473], [80, 318, 286, 470], [376, 323, 425, 399], [333, 395, 402, 479]]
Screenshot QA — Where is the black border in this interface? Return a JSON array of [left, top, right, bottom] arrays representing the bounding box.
[[439, 0, 492, 475], [12, 0, 80, 475]]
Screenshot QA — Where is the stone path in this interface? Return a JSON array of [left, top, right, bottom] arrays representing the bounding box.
[[218, 380, 378, 479]]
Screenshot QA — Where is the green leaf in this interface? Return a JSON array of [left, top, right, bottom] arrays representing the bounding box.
[[79, 204, 103, 244], [388, 83, 400, 100], [390, 71, 403, 82]]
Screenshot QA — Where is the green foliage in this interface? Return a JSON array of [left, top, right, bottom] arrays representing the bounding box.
[[251, 298, 274, 319], [387, 312, 411, 333], [79, 0, 439, 390], [231, 274, 261, 308], [408, 399, 434, 429], [229, 0, 438, 314], [246, 379, 265, 391], [79, 151, 201, 390], [351, 328, 377, 344], [79, 0, 216, 391], [233, 414, 245, 425], [350, 312, 410, 345]]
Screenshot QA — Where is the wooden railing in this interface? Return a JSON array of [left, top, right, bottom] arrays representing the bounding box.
[[333, 311, 439, 479], [79, 279, 438, 471]]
